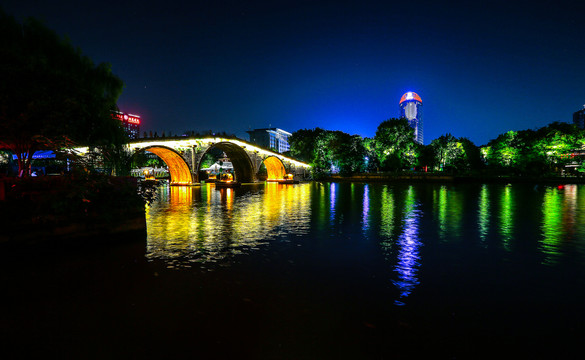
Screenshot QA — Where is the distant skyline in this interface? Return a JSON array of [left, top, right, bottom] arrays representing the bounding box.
[[4, 0, 585, 145]]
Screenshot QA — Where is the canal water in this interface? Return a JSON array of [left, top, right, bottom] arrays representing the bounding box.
[[3, 182, 585, 358]]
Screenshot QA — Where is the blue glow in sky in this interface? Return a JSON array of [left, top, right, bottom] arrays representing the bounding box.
[[4, 0, 585, 145]]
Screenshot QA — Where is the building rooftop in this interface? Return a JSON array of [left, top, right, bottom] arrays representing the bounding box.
[[399, 92, 423, 104]]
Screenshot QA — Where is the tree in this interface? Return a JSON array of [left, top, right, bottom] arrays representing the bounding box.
[[428, 134, 480, 173], [0, 10, 125, 176], [430, 133, 458, 171], [532, 122, 579, 170], [362, 137, 380, 172], [373, 118, 418, 171], [289, 128, 366, 177], [289, 128, 326, 163], [485, 130, 525, 171], [325, 132, 366, 175]]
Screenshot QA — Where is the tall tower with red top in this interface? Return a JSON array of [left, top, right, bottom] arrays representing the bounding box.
[[399, 92, 423, 144]]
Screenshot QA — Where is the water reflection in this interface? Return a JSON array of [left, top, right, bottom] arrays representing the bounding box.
[[362, 184, 370, 233], [379, 186, 395, 255], [499, 185, 513, 251], [146, 184, 311, 267], [146, 182, 585, 274], [478, 184, 490, 243], [434, 185, 462, 241], [392, 186, 422, 306], [330, 182, 336, 224], [563, 185, 577, 242], [540, 187, 563, 265]]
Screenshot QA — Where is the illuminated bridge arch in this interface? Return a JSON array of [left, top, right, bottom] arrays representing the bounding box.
[[198, 141, 255, 183], [139, 145, 193, 185], [263, 156, 286, 180]]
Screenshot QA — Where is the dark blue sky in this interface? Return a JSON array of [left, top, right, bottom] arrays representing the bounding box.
[[4, 0, 585, 145]]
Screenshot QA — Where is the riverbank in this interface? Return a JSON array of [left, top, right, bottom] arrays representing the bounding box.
[[0, 175, 147, 246], [323, 173, 585, 184]]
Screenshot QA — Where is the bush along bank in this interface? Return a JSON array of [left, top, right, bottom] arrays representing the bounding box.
[[0, 174, 147, 245]]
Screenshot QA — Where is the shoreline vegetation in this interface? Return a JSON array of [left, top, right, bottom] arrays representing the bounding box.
[[0, 175, 147, 246]]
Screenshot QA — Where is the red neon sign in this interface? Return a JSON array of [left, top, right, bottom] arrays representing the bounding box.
[[112, 112, 140, 125]]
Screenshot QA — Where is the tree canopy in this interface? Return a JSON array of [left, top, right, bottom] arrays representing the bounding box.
[[289, 128, 366, 177], [373, 118, 418, 171], [0, 10, 125, 176], [288, 119, 584, 178]]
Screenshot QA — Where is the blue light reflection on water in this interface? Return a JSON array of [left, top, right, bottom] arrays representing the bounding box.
[[361, 184, 370, 234], [330, 182, 336, 225], [391, 186, 422, 306]]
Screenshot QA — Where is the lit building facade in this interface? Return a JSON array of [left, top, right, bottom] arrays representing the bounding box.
[[399, 92, 423, 144], [247, 128, 291, 153], [112, 111, 141, 139], [573, 107, 585, 129]]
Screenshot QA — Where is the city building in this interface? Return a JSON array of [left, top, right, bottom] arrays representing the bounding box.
[[112, 111, 141, 139], [399, 92, 423, 144], [246, 128, 291, 153], [573, 106, 585, 129]]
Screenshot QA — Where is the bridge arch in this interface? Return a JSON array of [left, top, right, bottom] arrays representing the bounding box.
[[138, 145, 193, 185], [263, 156, 286, 180], [198, 142, 255, 183]]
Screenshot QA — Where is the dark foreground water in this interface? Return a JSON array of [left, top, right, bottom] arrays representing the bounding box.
[[2, 182, 585, 359]]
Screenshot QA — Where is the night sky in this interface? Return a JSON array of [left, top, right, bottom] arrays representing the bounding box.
[[4, 0, 585, 145]]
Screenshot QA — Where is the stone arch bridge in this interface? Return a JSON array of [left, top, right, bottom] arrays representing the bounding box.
[[126, 136, 310, 185]]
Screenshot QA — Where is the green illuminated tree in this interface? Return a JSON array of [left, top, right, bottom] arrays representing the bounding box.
[[289, 128, 327, 163], [485, 130, 526, 171], [362, 137, 379, 172], [483, 122, 582, 175], [290, 128, 366, 177], [0, 10, 125, 177], [327, 132, 366, 175], [429, 134, 481, 173], [532, 122, 579, 171], [373, 118, 418, 171]]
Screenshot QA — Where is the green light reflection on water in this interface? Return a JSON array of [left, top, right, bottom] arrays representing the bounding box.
[[434, 185, 463, 241], [436, 185, 447, 239], [499, 185, 513, 251], [380, 186, 395, 255], [540, 187, 563, 265], [478, 184, 490, 243]]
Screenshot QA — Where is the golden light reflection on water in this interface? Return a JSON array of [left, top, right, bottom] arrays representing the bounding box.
[[146, 184, 311, 267]]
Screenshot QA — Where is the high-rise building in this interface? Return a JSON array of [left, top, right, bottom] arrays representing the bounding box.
[[246, 128, 291, 153], [112, 111, 141, 139], [573, 106, 585, 129], [399, 92, 423, 144]]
